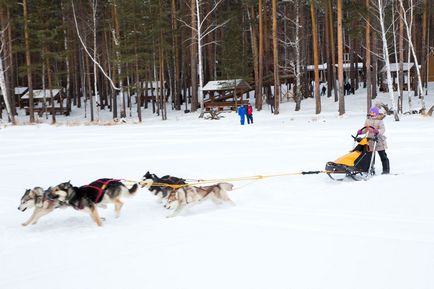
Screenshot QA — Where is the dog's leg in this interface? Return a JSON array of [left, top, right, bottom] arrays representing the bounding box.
[[210, 193, 224, 205], [88, 206, 103, 226], [22, 207, 54, 226], [30, 208, 55, 225], [220, 191, 236, 206], [113, 198, 124, 218], [22, 208, 41, 226], [167, 203, 186, 218]]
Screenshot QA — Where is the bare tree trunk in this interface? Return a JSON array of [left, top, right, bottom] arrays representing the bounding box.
[[61, 1, 72, 115], [294, 0, 302, 111], [92, 0, 99, 120], [392, 2, 401, 99], [247, 5, 259, 112], [0, 25, 15, 124], [45, 50, 56, 124], [84, 53, 94, 121], [421, 0, 428, 92], [190, 0, 198, 112], [171, 0, 181, 110], [271, 0, 279, 114], [257, 0, 263, 110], [325, 0, 332, 98], [399, 0, 426, 111], [378, 0, 399, 121], [337, 0, 345, 115], [327, 0, 338, 102], [365, 0, 372, 113], [23, 0, 34, 123], [112, 0, 125, 118], [310, 0, 320, 114], [159, 0, 167, 120], [5, 7, 16, 115], [372, 32, 378, 99], [399, 2, 404, 113]]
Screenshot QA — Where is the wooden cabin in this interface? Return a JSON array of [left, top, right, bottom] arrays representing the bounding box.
[[21, 88, 70, 116], [202, 79, 252, 111]]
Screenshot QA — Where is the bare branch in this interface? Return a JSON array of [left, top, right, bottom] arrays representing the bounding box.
[[71, 0, 120, 91]]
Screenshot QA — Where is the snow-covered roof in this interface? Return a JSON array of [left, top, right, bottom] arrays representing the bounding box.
[[15, 87, 28, 95], [306, 63, 329, 71], [202, 79, 251, 91], [306, 63, 363, 71], [380, 63, 420, 73], [0, 87, 28, 96], [21, 89, 62, 99]]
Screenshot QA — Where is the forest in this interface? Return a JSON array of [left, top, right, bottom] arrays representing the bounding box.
[[0, 0, 433, 124]]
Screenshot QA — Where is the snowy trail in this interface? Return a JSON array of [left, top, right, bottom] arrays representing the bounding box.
[[1, 95, 434, 289]]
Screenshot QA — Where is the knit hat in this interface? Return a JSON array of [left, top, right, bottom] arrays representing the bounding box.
[[369, 106, 380, 117]]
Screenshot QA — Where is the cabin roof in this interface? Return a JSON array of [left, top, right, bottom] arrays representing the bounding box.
[[202, 79, 251, 92], [21, 89, 62, 99]]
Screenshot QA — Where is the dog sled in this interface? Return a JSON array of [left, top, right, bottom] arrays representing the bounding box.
[[325, 126, 378, 181]]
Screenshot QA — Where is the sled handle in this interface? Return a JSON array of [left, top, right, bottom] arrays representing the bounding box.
[[355, 126, 378, 136]]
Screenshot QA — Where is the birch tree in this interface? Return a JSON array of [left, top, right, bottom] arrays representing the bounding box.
[[271, 0, 280, 114], [376, 0, 399, 121], [179, 0, 228, 113], [0, 23, 14, 124], [399, 0, 426, 112]]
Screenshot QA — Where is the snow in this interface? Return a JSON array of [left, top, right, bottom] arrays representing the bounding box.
[[380, 62, 417, 72], [202, 79, 251, 91], [1, 85, 434, 289]]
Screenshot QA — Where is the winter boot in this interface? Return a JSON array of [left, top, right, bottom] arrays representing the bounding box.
[[381, 158, 390, 174]]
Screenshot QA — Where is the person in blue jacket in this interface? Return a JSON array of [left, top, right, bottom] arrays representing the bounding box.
[[237, 105, 246, 125]]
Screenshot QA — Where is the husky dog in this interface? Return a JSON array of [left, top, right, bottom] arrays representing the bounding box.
[[142, 171, 186, 201], [164, 182, 235, 217], [50, 179, 139, 226], [18, 187, 69, 226]]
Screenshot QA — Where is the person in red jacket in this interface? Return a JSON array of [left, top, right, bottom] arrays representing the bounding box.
[[246, 104, 253, 124]]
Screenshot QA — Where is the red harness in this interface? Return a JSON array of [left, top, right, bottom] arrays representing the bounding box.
[[81, 179, 119, 203]]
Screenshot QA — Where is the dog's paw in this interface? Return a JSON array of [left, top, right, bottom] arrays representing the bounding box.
[[21, 223, 28, 227]]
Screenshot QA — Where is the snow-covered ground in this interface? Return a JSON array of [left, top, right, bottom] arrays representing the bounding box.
[[1, 87, 434, 289]]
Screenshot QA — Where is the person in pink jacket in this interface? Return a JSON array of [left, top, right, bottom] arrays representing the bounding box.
[[358, 106, 390, 174]]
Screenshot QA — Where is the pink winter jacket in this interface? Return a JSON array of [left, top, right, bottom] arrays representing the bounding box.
[[363, 115, 387, 151]]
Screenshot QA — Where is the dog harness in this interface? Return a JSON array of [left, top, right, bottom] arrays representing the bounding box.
[[81, 178, 119, 203]]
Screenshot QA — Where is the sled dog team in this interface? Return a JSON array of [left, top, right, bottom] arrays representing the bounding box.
[[18, 172, 235, 227]]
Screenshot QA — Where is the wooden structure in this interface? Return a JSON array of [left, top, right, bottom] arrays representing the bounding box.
[[0, 87, 28, 108], [22, 88, 70, 116], [380, 63, 419, 92], [202, 79, 252, 111]]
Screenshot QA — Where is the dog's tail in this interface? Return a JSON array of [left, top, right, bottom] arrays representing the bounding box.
[[126, 183, 139, 196]]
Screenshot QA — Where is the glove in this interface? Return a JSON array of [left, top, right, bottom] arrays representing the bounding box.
[[373, 128, 379, 135], [357, 129, 363, 135]]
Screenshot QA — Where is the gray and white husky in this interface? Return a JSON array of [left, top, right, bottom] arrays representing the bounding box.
[[18, 187, 69, 226], [164, 182, 235, 218]]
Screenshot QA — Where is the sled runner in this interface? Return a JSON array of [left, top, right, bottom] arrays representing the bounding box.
[[325, 126, 378, 181]]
